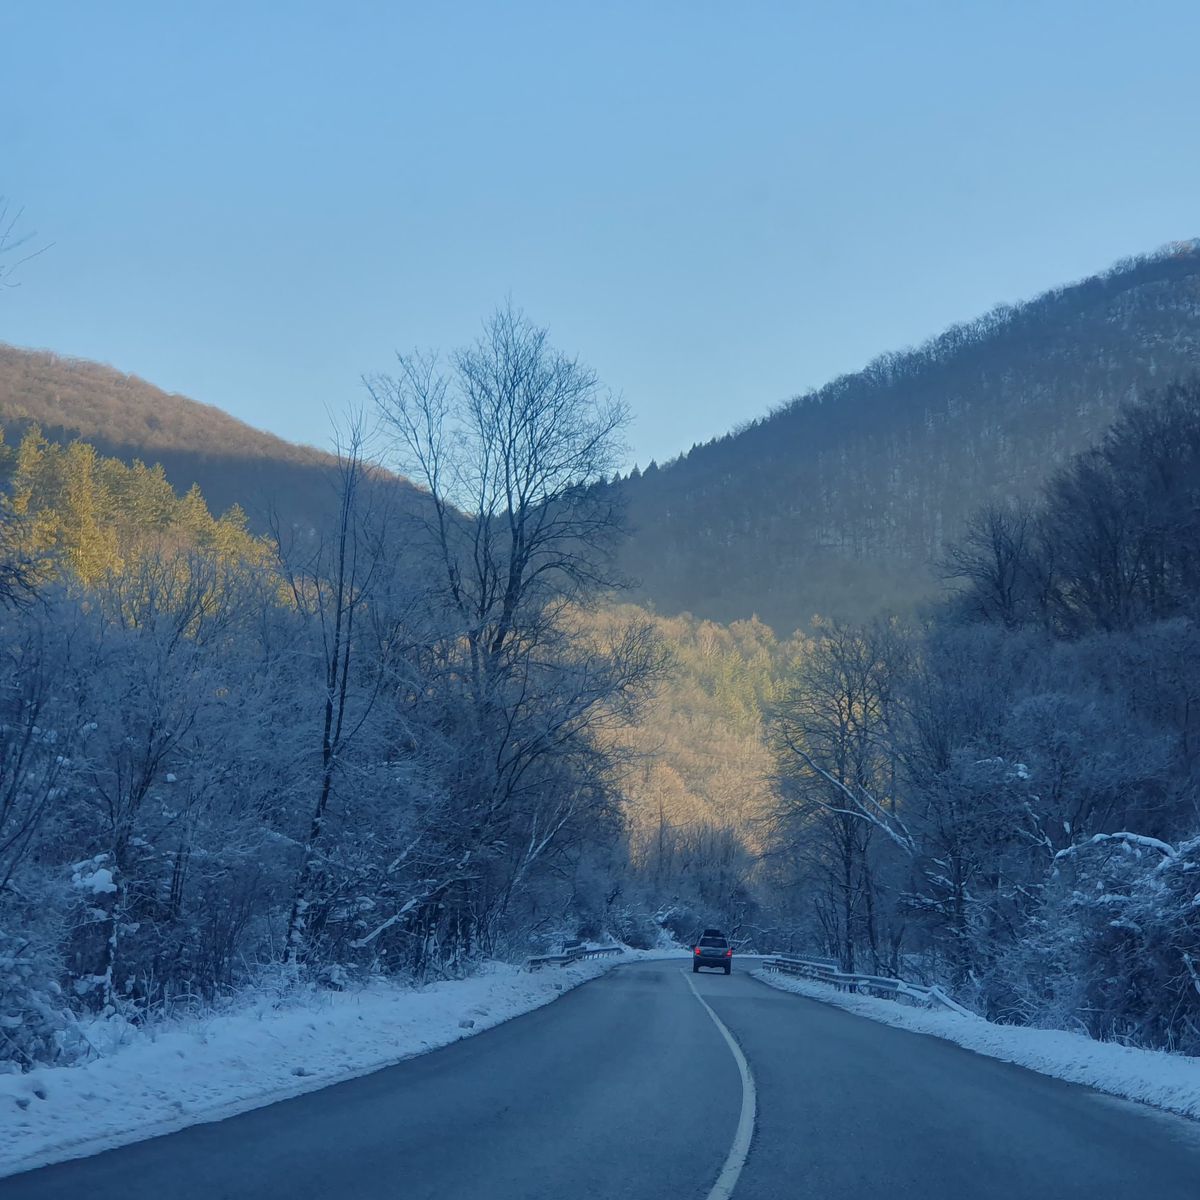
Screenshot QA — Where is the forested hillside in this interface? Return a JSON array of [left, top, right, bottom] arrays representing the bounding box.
[[618, 243, 1200, 631], [5, 261, 1200, 1068], [0, 313, 665, 1070], [11, 245, 1200, 634], [0, 345, 420, 533], [767, 379, 1200, 1051], [574, 606, 784, 936], [0, 425, 265, 585]]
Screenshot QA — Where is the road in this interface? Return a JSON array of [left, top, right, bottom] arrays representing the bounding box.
[[6, 959, 1200, 1199]]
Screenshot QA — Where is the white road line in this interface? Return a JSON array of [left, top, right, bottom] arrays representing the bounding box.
[[683, 970, 757, 1200]]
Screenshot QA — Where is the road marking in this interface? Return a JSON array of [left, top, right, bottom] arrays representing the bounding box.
[[683, 970, 757, 1200]]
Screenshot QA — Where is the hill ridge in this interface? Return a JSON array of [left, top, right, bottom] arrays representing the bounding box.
[[0, 343, 415, 531], [617, 242, 1200, 630], [5, 242, 1200, 626], [0, 343, 333, 465]]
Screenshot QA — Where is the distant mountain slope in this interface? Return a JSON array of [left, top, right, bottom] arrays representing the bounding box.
[[617, 243, 1200, 632], [0, 345, 417, 530], [8, 242, 1200, 630]]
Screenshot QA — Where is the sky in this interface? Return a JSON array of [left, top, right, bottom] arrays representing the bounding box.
[[4, 1, 1200, 470]]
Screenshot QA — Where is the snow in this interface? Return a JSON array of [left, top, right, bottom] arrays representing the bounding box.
[[0, 948, 680, 1179], [69, 860, 117, 896], [754, 968, 1200, 1122]]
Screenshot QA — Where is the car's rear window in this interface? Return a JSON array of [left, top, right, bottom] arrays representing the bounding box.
[[699, 937, 728, 947]]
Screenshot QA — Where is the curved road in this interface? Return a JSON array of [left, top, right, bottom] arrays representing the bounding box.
[[7, 960, 1200, 1199]]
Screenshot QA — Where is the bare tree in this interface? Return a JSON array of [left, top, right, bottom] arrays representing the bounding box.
[[366, 305, 658, 956], [941, 502, 1045, 629], [0, 511, 39, 612], [367, 302, 629, 681], [0, 200, 49, 291], [0, 200, 48, 607], [0, 606, 79, 893], [274, 421, 396, 965], [771, 621, 903, 972]]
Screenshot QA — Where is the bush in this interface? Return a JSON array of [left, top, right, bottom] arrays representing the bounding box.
[[0, 923, 68, 1070]]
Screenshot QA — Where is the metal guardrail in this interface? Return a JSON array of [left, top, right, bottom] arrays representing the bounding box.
[[762, 955, 974, 1017], [526, 943, 623, 970]]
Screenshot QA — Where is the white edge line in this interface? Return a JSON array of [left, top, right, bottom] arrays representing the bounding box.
[[683, 970, 757, 1200]]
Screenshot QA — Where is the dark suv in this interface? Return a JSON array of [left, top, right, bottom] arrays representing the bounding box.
[[692, 932, 733, 974]]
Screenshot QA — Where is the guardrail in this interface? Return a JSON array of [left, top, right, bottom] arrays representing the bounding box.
[[525, 943, 623, 970], [761, 955, 973, 1017]]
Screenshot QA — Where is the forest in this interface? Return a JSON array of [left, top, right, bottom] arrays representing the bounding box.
[[2, 298, 1200, 1073], [0, 343, 409, 536], [0, 310, 667, 1069], [767, 380, 1200, 1052], [618, 243, 1200, 630]]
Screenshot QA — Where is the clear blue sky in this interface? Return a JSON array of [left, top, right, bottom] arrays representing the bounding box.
[[4, 1, 1199, 469]]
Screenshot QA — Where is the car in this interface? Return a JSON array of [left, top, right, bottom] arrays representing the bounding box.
[[692, 934, 733, 974]]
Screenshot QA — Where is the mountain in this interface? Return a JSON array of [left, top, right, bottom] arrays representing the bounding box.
[[617, 243, 1200, 632], [0, 345, 418, 531], [7, 243, 1200, 631]]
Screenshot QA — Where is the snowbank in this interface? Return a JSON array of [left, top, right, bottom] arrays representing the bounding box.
[[1, 949, 675, 1178], [753, 968, 1200, 1121]]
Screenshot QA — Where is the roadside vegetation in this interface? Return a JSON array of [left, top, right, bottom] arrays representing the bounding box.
[[0, 308, 665, 1070], [766, 380, 1200, 1053], [3, 309, 1199, 1073]]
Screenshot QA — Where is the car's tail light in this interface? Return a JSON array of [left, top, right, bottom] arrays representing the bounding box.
[[726, 948, 733, 957], [694, 946, 701, 955]]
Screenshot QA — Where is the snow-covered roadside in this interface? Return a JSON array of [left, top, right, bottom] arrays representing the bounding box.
[[2, 949, 680, 1178], [753, 968, 1200, 1121]]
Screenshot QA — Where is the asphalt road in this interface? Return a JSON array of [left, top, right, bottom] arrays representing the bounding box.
[[6, 960, 1200, 1199]]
